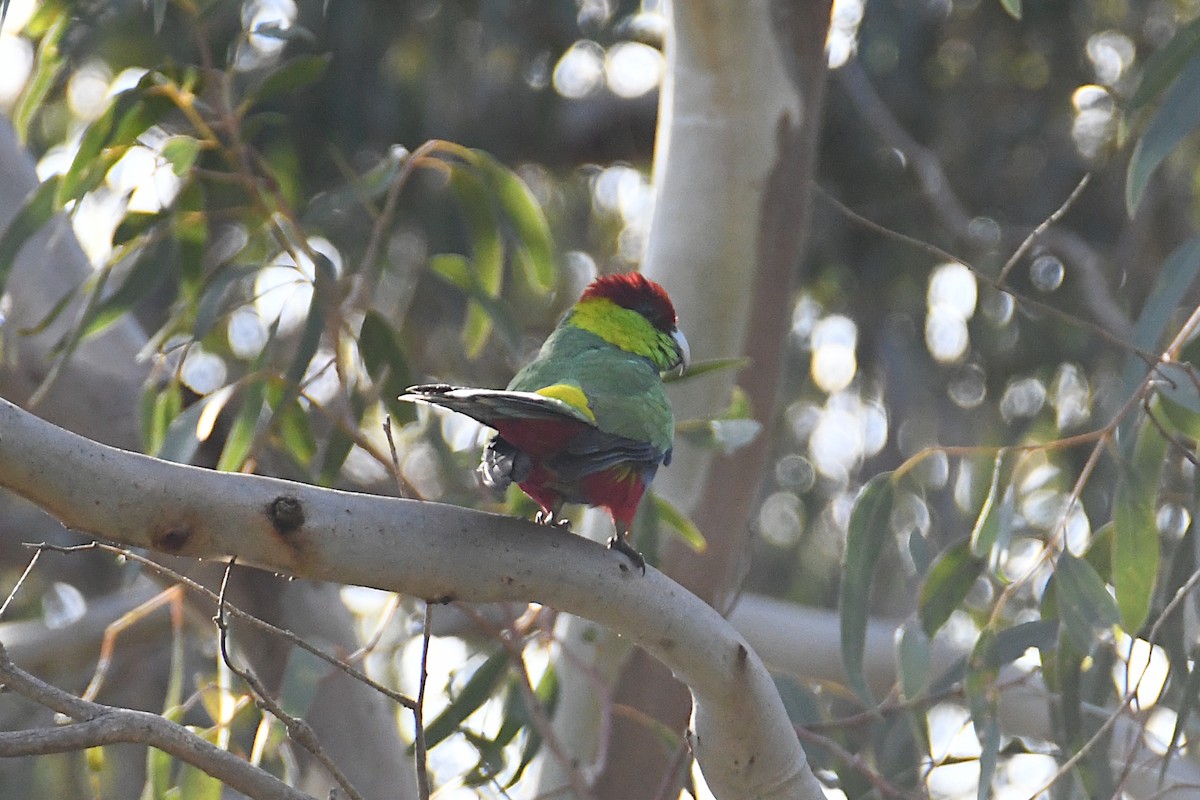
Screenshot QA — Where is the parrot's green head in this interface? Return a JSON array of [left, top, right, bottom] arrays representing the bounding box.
[[568, 272, 690, 374]]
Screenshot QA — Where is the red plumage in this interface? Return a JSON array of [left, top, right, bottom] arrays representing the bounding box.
[[491, 416, 654, 534], [581, 272, 678, 333]]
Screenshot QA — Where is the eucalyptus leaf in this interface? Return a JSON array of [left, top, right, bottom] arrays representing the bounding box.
[[1129, 17, 1200, 110], [249, 54, 332, 107], [1113, 419, 1167, 633], [0, 175, 60, 295], [650, 492, 706, 552], [840, 471, 896, 705], [421, 649, 509, 750], [919, 537, 985, 638], [1056, 552, 1121, 653], [1127, 50, 1200, 214]]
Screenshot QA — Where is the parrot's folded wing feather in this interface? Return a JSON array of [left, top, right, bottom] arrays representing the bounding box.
[[547, 427, 667, 481], [400, 384, 595, 427]]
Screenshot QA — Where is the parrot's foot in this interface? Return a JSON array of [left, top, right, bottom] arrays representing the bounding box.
[[535, 509, 571, 530], [607, 533, 646, 575]]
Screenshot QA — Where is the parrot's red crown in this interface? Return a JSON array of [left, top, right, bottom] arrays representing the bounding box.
[[580, 273, 678, 333]]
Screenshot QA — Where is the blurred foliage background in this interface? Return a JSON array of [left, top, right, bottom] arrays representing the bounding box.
[[5, 0, 1200, 797]]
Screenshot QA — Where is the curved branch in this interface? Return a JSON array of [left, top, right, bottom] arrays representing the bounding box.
[[0, 397, 824, 800], [0, 643, 314, 800]]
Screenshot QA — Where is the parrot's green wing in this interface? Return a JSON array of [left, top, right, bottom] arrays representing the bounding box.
[[507, 325, 675, 453]]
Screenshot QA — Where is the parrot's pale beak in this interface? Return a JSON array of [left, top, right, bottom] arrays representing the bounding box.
[[671, 328, 691, 376]]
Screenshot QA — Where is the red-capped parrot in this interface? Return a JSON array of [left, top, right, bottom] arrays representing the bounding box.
[[401, 272, 689, 573]]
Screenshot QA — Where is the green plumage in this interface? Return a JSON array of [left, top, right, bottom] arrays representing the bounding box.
[[507, 321, 675, 454]]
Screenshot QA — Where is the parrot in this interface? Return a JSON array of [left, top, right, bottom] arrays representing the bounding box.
[[400, 272, 690, 574]]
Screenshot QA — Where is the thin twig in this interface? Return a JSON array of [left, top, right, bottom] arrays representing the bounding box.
[[414, 603, 433, 800], [794, 725, 922, 800], [82, 584, 184, 701], [215, 558, 365, 800], [383, 414, 408, 497], [815, 185, 1157, 365], [996, 173, 1093, 285], [0, 546, 41, 620], [28, 541, 417, 711]]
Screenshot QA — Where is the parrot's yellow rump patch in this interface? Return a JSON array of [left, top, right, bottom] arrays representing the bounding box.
[[569, 297, 660, 360], [535, 384, 596, 422]]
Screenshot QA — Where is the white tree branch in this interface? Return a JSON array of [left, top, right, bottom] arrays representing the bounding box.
[[0, 396, 825, 800]]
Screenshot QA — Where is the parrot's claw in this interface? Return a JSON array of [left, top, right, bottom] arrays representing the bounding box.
[[535, 509, 571, 530], [607, 534, 646, 575]]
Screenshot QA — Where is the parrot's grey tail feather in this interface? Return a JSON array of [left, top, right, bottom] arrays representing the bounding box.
[[478, 435, 531, 492]]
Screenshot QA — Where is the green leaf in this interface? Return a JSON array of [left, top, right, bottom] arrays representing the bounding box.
[[840, 471, 896, 705], [896, 620, 930, 700], [359, 310, 415, 425], [17, 279, 81, 337], [303, 146, 406, 228], [974, 705, 1001, 800], [0, 175, 61, 295], [216, 379, 266, 472], [664, 356, 751, 383], [919, 537, 986, 638], [248, 53, 333, 107], [60, 88, 176, 207], [1129, 17, 1200, 111], [161, 135, 202, 176], [470, 150, 556, 293], [421, 649, 509, 750], [463, 300, 493, 359], [449, 166, 503, 297], [505, 666, 558, 787], [429, 253, 472, 291], [80, 242, 171, 341], [970, 450, 1016, 558], [174, 181, 208, 298], [175, 763, 222, 800], [1153, 362, 1200, 415], [12, 14, 66, 142], [1127, 50, 1200, 215], [193, 265, 259, 340], [283, 254, 334, 388], [113, 211, 166, 246], [999, 0, 1020, 20], [979, 619, 1057, 668], [1118, 235, 1200, 443], [427, 252, 523, 357], [142, 379, 183, 456], [448, 165, 504, 356], [1163, 646, 1200, 784], [1056, 551, 1121, 653], [147, 0, 168, 33], [1112, 418, 1167, 632], [157, 394, 213, 464], [318, 426, 355, 486], [275, 396, 318, 466], [649, 492, 706, 552]]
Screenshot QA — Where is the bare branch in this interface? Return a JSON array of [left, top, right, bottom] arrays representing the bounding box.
[[0, 642, 316, 800]]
